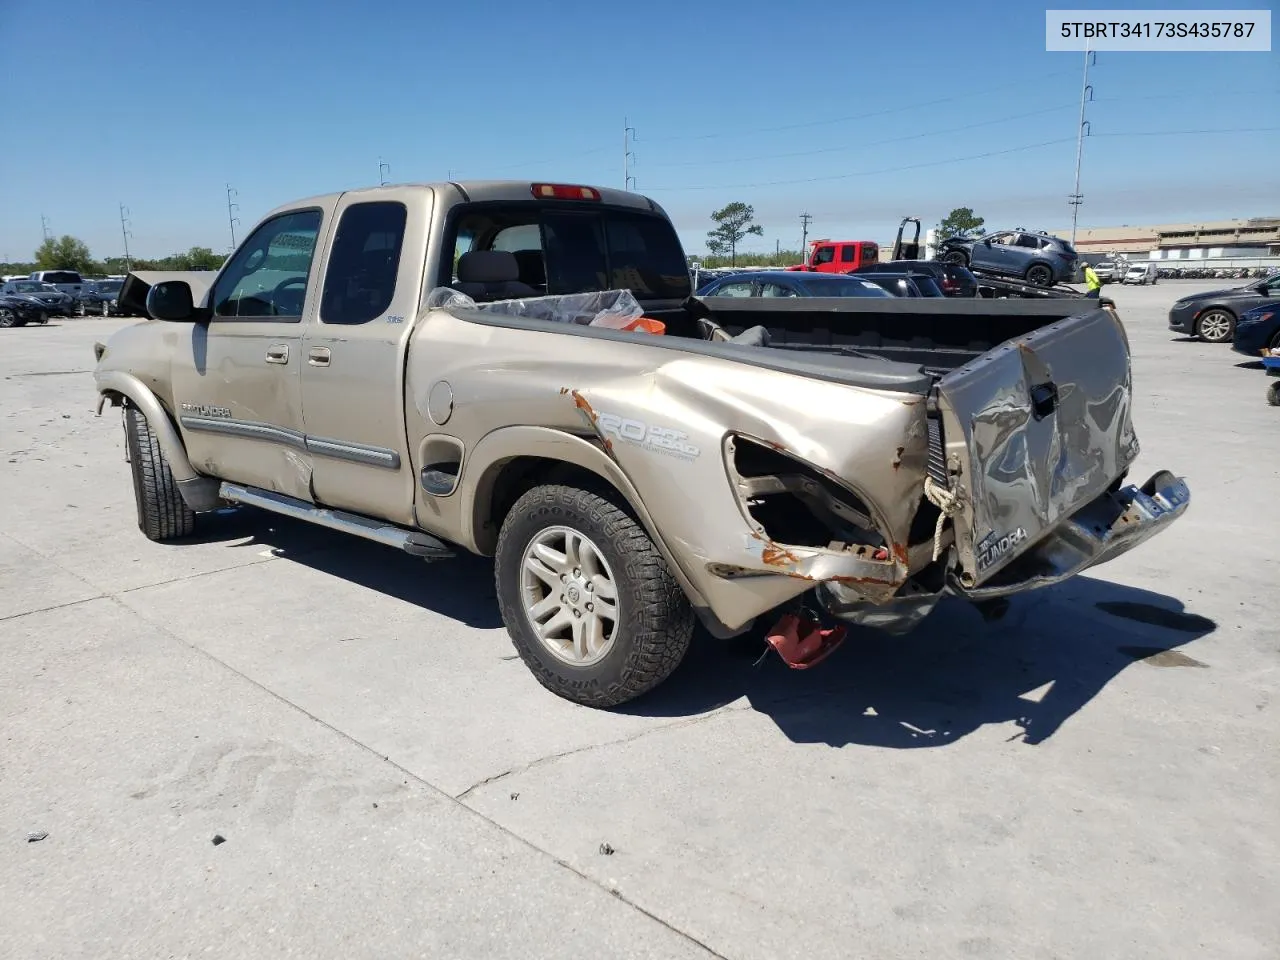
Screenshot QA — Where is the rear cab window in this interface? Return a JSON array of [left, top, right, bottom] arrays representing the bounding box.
[[443, 201, 692, 303]]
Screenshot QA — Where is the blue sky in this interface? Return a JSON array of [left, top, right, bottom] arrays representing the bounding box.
[[0, 0, 1276, 262]]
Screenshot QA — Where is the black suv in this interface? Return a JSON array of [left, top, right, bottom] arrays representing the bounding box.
[[852, 259, 978, 297]]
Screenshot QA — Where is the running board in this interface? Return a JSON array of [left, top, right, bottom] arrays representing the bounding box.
[[218, 482, 454, 559]]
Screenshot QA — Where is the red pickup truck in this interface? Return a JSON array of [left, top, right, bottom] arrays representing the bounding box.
[[786, 239, 879, 273]]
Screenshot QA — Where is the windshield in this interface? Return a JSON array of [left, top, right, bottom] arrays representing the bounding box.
[[11, 281, 42, 293], [39, 271, 82, 284]]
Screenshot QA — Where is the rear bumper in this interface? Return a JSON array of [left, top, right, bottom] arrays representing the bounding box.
[[953, 469, 1190, 601]]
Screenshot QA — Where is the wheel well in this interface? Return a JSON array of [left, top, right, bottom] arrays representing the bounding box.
[[473, 456, 633, 556]]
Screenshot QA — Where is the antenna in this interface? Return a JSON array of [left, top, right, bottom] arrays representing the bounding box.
[[1069, 42, 1096, 248], [624, 118, 637, 191], [119, 203, 133, 272], [40, 214, 52, 241], [226, 184, 241, 250], [378, 157, 391, 186]]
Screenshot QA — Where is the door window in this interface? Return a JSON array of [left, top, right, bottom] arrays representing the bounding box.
[[760, 282, 798, 297], [212, 209, 322, 320], [319, 202, 407, 325], [812, 246, 836, 265], [712, 280, 755, 297], [839, 246, 857, 263]]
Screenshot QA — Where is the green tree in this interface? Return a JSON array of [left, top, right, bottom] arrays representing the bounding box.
[[934, 207, 986, 243], [162, 246, 225, 271], [34, 235, 95, 273], [706, 202, 764, 266]]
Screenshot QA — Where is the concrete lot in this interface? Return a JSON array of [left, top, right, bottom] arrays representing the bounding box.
[[1, 280, 1276, 959]]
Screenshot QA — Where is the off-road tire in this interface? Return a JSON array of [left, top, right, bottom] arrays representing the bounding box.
[[123, 406, 195, 541], [1026, 263, 1054, 287], [495, 483, 695, 707]]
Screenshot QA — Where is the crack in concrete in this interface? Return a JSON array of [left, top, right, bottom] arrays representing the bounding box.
[[454, 709, 736, 801]]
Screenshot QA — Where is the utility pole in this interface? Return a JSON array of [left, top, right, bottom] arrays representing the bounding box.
[[40, 214, 52, 241], [799, 212, 813, 256], [378, 157, 391, 186], [1069, 41, 1095, 248], [119, 203, 133, 272], [624, 117, 637, 191], [226, 184, 240, 251]]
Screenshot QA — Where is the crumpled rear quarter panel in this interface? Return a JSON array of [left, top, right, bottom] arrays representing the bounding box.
[[404, 313, 930, 629]]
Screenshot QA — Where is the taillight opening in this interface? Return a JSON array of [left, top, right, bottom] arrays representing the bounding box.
[[531, 183, 601, 201]]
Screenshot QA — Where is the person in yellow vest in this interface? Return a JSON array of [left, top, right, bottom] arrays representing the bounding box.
[[1083, 262, 1101, 298]]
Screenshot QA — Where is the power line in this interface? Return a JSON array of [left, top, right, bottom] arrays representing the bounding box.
[[648, 137, 1078, 191], [646, 103, 1077, 169], [642, 69, 1082, 143], [645, 127, 1280, 193]]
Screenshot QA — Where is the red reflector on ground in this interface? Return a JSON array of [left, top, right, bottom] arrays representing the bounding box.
[[531, 183, 601, 201]]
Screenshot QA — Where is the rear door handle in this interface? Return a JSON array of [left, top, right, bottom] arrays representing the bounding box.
[[308, 346, 331, 367], [265, 344, 289, 364]]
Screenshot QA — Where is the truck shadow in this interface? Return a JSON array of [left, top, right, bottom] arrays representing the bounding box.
[[184, 507, 503, 629], [620, 576, 1216, 749], [184, 508, 1216, 747]]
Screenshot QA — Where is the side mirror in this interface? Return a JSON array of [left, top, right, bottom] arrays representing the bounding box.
[[147, 281, 198, 321], [982, 238, 992, 246]]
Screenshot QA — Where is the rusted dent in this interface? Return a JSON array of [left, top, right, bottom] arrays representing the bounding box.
[[761, 543, 800, 567], [564, 388, 613, 453]]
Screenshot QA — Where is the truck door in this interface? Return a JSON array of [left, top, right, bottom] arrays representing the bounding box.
[[811, 244, 837, 272], [299, 192, 430, 524], [170, 206, 331, 501]]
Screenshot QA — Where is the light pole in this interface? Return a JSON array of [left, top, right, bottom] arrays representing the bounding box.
[[226, 184, 240, 250], [1069, 42, 1095, 248]]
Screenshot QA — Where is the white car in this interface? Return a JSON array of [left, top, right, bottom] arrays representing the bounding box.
[[1122, 263, 1158, 285]]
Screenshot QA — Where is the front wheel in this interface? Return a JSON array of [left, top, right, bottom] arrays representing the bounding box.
[[0, 308, 17, 328], [1195, 309, 1235, 343], [495, 483, 694, 707], [124, 406, 196, 541], [1268, 382, 1280, 407], [942, 249, 969, 267]]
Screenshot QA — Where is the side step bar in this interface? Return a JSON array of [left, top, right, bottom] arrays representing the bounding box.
[[218, 482, 454, 559]]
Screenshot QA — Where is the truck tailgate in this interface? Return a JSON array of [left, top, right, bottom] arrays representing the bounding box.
[[935, 307, 1141, 587]]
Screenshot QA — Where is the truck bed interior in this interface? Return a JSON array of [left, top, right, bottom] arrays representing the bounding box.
[[669, 296, 1111, 378]]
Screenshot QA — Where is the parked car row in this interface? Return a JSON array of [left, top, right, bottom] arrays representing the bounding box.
[[0, 273, 134, 326]]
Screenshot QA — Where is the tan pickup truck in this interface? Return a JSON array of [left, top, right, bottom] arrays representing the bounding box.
[[92, 180, 1190, 707]]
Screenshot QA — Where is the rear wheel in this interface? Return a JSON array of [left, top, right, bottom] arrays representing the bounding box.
[[1195, 309, 1235, 343], [1026, 263, 1054, 287], [495, 483, 694, 707], [124, 406, 196, 541], [1268, 382, 1280, 407]]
